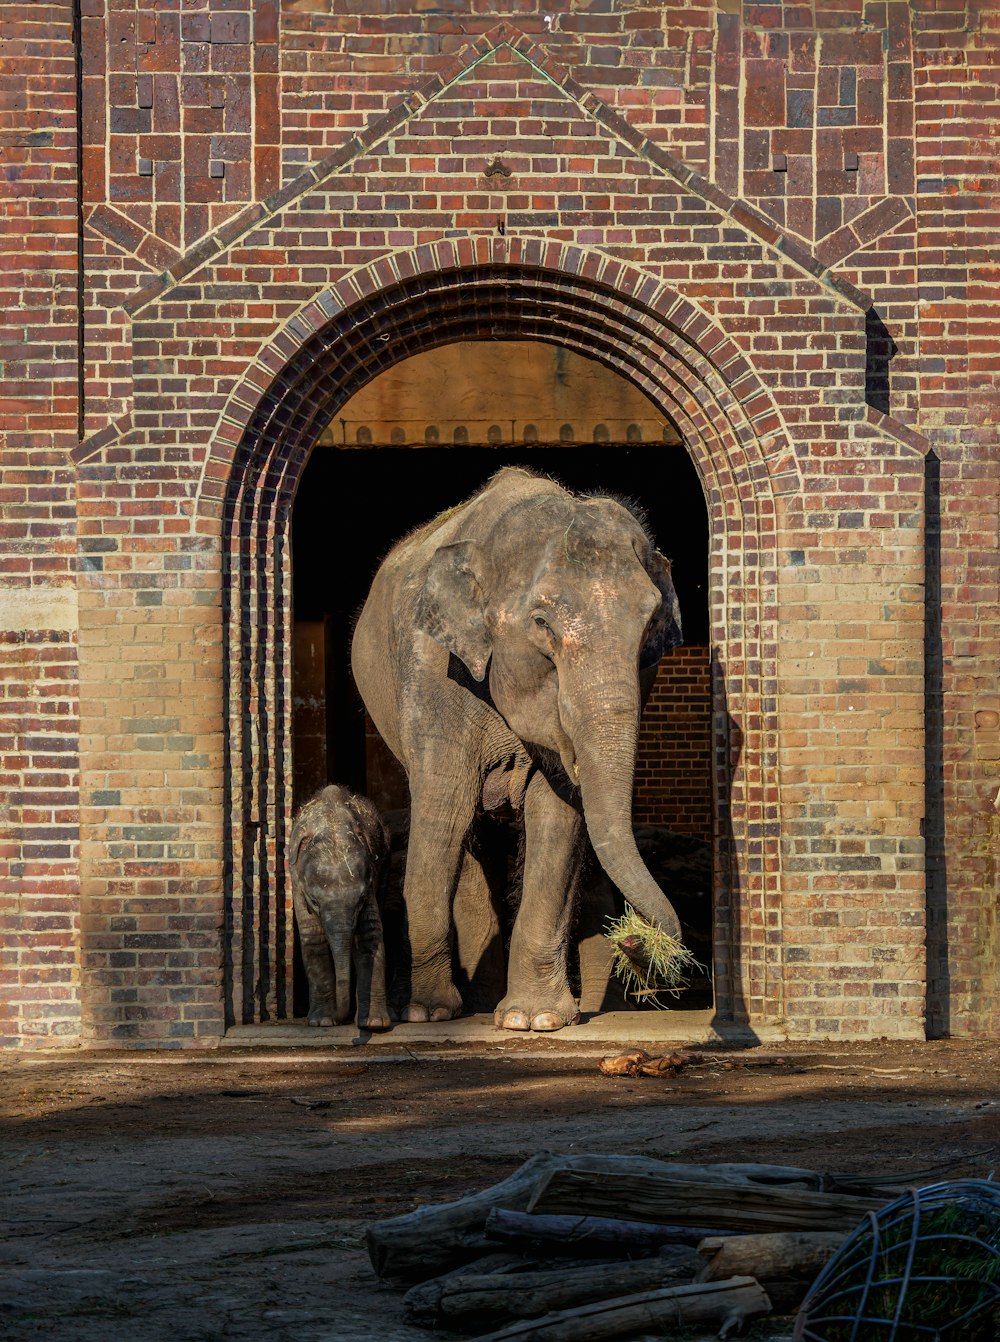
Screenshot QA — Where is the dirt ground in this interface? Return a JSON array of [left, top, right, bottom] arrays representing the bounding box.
[[2, 1036, 999, 1341]]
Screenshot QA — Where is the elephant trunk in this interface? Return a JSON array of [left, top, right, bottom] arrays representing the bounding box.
[[321, 908, 356, 1024], [564, 672, 683, 941]]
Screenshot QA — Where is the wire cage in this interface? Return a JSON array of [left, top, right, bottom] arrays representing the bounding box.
[[794, 1179, 1000, 1341]]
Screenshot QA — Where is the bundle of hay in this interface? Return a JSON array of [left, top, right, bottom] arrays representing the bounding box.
[[604, 904, 701, 1007]]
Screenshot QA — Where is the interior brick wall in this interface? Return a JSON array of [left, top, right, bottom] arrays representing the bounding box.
[[1, 0, 996, 1046], [634, 646, 712, 839]]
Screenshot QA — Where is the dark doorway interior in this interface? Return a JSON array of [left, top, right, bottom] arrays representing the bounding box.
[[291, 442, 712, 1015]]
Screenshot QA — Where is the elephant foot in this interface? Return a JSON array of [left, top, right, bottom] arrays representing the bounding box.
[[402, 979, 463, 1024], [402, 1002, 461, 1023], [307, 1006, 337, 1027], [494, 993, 581, 1033], [359, 1012, 392, 1032]]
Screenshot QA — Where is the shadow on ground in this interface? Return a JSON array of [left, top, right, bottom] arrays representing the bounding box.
[[2, 1039, 998, 1341]]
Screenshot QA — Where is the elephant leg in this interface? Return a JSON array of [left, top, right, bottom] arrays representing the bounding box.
[[293, 882, 338, 1027], [354, 888, 391, 1031], [453, 844, 506, 1014], [576, 870, 630, 1013], [496, 772, 583, 1033], [398, 783, 472, 1022]]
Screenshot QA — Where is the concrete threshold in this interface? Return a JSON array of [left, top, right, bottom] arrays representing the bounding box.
[[221, 1011, 787, 1050]]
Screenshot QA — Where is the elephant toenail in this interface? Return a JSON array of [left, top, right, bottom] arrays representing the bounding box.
[[501, 1010, 531, 1031], [531, 1012, 565, 1032], [403, 1004, 430, 1023], [430, 1005, 454, 1022]]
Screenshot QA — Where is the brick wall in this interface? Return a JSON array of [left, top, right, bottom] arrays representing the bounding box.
[[635, 646, 712, 839], [1, 0, 996, 1046], [909, 0, 1000, 1037], [74, 500, 224, 1045], [0, 4, 82, 1046]]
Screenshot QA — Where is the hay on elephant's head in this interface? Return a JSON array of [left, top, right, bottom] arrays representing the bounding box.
[[605, 905, 700, 1008]]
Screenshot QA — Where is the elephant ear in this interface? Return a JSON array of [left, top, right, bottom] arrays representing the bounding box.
[[641, 550, 684, 669], [416, 540, 492, 682]]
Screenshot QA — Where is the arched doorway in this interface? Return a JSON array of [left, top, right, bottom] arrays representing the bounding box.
[[290, 340, 713, 1016], [216, 246, 787, 1034]]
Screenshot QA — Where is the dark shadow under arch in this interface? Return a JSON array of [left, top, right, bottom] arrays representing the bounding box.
[[291, 430, 714, 1017]]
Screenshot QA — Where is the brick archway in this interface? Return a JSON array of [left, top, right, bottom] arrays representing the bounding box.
[[213, 241, 793, 1031]]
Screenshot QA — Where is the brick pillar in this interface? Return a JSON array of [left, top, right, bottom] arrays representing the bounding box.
[[75, 468, 226, 1045], [776, 451, 927, 1039], [0, 3, 83, 1046]]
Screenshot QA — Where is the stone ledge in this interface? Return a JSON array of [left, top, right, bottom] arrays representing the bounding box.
[[221, 1011, 782, 1049]]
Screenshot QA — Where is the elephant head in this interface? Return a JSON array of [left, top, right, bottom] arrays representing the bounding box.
[[415, 490, 684, 938]]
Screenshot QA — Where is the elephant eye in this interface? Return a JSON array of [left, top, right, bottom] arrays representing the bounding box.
[[533, 616, 550, 631]]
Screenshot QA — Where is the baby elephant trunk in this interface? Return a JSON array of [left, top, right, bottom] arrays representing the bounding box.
[[319, 901, 360, 1025]]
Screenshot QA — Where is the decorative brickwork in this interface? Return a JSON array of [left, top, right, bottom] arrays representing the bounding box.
[[1, 1, 996, 1047]]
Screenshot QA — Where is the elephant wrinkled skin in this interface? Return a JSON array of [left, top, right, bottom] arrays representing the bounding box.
[[289, 785, 391, 1030], [351, 467, 684, 1032]]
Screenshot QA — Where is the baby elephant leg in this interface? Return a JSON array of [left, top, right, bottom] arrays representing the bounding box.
[[293, 881, 339, 1027], [354, 889, 390, 1031]]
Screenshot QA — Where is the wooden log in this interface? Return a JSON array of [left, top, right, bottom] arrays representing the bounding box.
[[509, 1153, 907, 1196], [518, 1155, 820, 1189], [696, 1230, 845, 1283], [696, 1230, 846, 1316], [404, 1253, 532, 1326], [406, 1249, 704, 1329], [485, 1208, 731, 1254], [465, 1276, 772, 1342], [550, 1155, 909, 1198], [365, 1153, 795, 1281], [366, 1153, 569, 1280], [366, 1152, 883, 1282], [527, 1167, 883, 1234]]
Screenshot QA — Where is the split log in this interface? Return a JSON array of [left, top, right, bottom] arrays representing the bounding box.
[[485, 1209, 730, 1255], [696, 1230, 845, 1315], [522, 1155, 821, 1189], [465, 1276, 771, 1342], [527, 1167, 883, 1234], [405, 1249, 703, 1329]]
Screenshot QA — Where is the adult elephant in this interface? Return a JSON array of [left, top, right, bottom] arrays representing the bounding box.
[[351, 467, 683, 1031]]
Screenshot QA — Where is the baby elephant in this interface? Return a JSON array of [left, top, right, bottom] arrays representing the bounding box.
[[290, 785, 391, 1030]]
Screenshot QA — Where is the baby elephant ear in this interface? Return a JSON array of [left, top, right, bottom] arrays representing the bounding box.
[[641, 550, 684, 669], [416, 541, 492, 682]]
